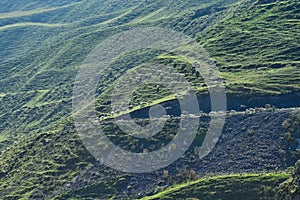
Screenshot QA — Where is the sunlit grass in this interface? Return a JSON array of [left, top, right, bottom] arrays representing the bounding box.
[[0, 22, 67, 31], [0, 2, 80, 19], [142, 173, 290, 200]]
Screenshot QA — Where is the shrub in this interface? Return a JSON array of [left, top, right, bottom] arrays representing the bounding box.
[[247, 129, 255, 136], [282, 120, 290, 129]]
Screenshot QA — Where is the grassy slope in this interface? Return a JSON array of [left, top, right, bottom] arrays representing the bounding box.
[[0, 0, 242, 148], [0, 0, 299, 199], [95, 0, 300, 117], [201, 0, 300, 95], [0, 0, 247, 198], [0, 119, 95, 199], [142, 173, 290, 200]]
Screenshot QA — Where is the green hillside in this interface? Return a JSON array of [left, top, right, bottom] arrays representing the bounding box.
[[0, 0, 244, 149], [94, 0, 300, 117], [142, 173, 290, 200], [201, 0, 300, 96], [0, 0, 299, 199]]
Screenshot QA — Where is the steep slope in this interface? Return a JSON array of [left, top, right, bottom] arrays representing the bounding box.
[[0, 0, 244, 149], [0, 109, 298, 199], [201, 0, 300, 96], [94, 0, 300, 120], [0, 0, 299, 199]]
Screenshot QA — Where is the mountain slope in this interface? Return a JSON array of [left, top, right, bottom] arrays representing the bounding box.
[[0, 0, 244, 149], [201, 0, 300, 95], [0, 0, 299, 199]]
